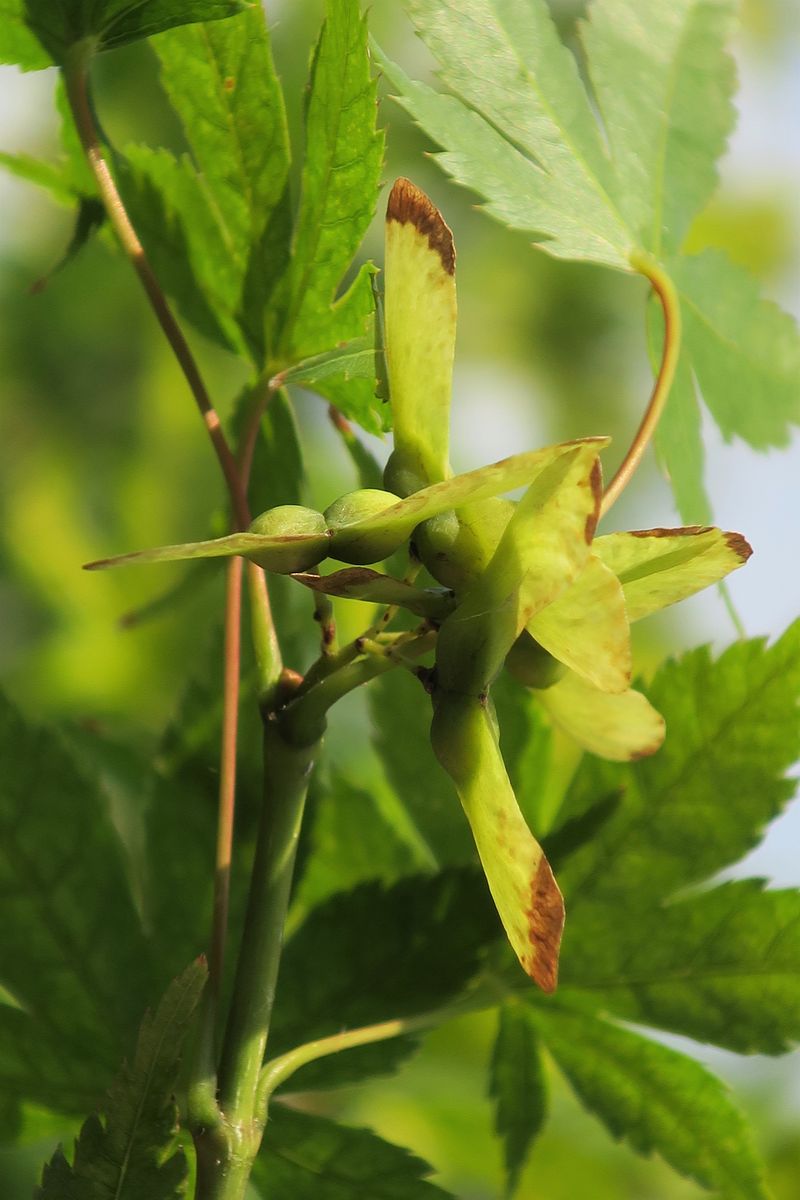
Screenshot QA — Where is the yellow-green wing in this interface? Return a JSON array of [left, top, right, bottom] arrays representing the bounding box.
[[435, 443, 604, 694], [540, 672, 665, 762], [593, 526, 752, 623], [527, 554, 631, 694], [431, 692, 563, 991], [84, 530, 331, 574], [330, 438, 606, 564], [383, 178, 456, 493]]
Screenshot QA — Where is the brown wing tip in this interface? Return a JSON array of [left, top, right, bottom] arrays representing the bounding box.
[[584, 459, 603, 544], [725, 531, 753, 563], [386, 177, 455, 275], [523, 856, 565, 994]]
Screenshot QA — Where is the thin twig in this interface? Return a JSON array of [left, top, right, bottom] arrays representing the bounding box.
[[63, 55, 250, 529], [601, 256, 682, 517]]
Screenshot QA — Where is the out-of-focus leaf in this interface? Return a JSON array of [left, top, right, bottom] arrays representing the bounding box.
[[489, 1002, 547, 1196], [581, 0, 737, 255], [22, 0, 247, 63], [154, 6, 290, 363], [291, 769, 418, 915], [254, 1105, 454, 1198], [277, 0, 385, 432], [0, 152, 76, 204], [530, 1003, 769, 1200], [35, 959, 206, 1200], [0, 692, 155, 1107], [0, 0, 52, 68], [119, 144, 244, 352], [269, 869, 497, 1089], [561, 879, 800, 1055], [670, 249, 800, 448]]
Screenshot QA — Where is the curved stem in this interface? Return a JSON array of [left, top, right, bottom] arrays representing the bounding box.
[[256, 1011, 442, 1113], [63, 53, 250, 530], [601, 256, 682, 517]]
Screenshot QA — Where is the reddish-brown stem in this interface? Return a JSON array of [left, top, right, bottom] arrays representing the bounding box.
[[601, 256, 681, 517], [63, 55, 249, 529], [210, 556, 244, 999]]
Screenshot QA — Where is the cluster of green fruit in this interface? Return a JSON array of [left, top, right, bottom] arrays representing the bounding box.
[[86, 180, 751, 990]]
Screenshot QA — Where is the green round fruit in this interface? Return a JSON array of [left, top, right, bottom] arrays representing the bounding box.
[[325, 488, 406, 564], [247, 504, 329, 574], [414, 497, 514, 591], [383, 449, 428, 498], [505, 631, 566, 690]]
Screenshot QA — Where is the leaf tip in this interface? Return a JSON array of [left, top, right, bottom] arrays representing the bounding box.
[[523, 857, 565, 994], [386, 177, 455, 275]]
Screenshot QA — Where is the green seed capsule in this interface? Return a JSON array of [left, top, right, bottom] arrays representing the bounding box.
[[325, 488, 407, 564], [415, 497, 515, 591], [247, 505, 329, 574], [505, 631, 566, 690]]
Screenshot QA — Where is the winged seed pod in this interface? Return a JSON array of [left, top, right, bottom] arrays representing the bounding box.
[[379, 178, 753, 986]]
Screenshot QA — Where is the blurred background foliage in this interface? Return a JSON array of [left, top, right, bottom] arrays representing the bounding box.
[[0, 1, 799, 1197]]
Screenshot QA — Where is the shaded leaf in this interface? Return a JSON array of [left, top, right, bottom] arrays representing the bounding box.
[[272, 333, 380, 392], [0, 692, 155, 1104], [269, 869, 497, 1089], [35, 960, 206, 1200], [291, 770, 418, 915], [277, 0, 385, 431], [22, 0, 247, 63], [154, 6, 290, 362], [561, 880, 800, 1055], [119, 145, 243, 352], [254, 1104, 453, 1198], [530, 1003, 769, 1200], [489, 1002, 547, 1196], [370, 670, 475, 868], [291, 568, 454, 620], [0, 151, 77, 204]]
